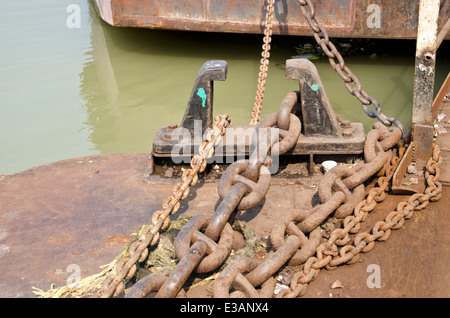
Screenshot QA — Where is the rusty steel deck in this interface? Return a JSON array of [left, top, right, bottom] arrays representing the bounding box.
[[92, 0, 450, 39]]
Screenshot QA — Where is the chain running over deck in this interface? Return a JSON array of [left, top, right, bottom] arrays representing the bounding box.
[[34, 0, 443, 299], [122, 100, 441, 299]]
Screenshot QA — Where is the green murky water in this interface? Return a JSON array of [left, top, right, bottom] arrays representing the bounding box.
[[1, 1, 449, 175]]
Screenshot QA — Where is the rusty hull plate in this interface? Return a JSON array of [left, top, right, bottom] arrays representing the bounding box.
[[93, 0, 450, 39]]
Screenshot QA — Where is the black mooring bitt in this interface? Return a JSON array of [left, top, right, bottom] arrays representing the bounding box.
[[152, 58, 365, 159], [181, 60, 228, 135], [152, 60, 227, 156], [285, 58, 341, 137]]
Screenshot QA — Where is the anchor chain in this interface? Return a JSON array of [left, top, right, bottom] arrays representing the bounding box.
[[126, 92, 302, 298], [295, 0, 404, 135], [99, 114, 230, 298], [124, 91, 424, 299], [251, 0, 276, 125]]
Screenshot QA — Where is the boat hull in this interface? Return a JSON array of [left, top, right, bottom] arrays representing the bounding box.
[[92, 0, 450, 39]]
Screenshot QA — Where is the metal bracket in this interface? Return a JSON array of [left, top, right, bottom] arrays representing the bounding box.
[[392, 0, 440, 194]]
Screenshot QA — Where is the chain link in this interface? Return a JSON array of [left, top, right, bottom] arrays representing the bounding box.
[[121, 87, 441, 299], [251, 0, 276, 125]]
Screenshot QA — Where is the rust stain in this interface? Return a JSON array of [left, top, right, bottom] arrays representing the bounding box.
[[255, 250, 267, 259], [45, 268, 67, 284], [107, 235, 132, 247], [47, 234, 72, 245]]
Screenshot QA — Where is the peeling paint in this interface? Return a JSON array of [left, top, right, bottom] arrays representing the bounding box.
[[197, 88, 207, 107]]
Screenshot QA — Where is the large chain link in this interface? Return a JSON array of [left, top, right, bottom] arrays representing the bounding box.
[[295, 0, 404, 135], [60, 94, 438, 299], [251, 0, 276, 125]]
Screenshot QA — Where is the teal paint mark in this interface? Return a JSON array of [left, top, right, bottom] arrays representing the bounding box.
[[197, 88, 207, 107], [311, 84, 319, 92]]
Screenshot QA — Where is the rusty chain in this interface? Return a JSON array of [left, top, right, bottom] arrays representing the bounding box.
[[118, 88, 441, 298], [295, 0, 404, 135], [251, 0, 276, 125], [123, 87, 436, 299], [125, 91, 302, 298], [99, 114, 230, 298], [37, 0, 441, 299], [274, 144, 442, 298]]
